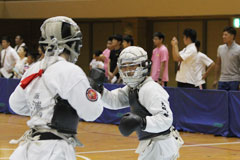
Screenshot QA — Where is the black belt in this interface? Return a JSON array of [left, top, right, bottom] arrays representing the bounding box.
[[138, 128, 171, 141], [32, 129, 62, 140]]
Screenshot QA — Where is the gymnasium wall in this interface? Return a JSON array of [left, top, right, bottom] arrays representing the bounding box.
[[0, 0, 240, 19]]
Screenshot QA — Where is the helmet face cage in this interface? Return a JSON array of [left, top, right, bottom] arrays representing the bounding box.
[[118, 55, 149, 88], [119, 61, 141, 77], [39, 16, 82, 63]]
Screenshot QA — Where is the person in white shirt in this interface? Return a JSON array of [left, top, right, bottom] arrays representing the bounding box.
[[0, 36, 20, 78], [13, 46, 28, 79], [91, 46, 183, 160], [89, 50, 104, 70], [195, 41, 215, 89], [9, 16, 103, 160], [171, 28, 198, 88], [14, 35, 26, 54]]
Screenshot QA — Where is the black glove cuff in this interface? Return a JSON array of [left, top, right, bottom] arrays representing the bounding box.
[[140, 117, 146, 130], [96, 84, 104, 94]]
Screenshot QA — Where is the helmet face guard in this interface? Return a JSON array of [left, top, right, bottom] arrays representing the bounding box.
[[39, 16, 82, 63], [117, 46, 151, 88]]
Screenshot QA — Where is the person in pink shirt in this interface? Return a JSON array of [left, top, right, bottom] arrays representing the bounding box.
[[101, 36, 113, 78], [151, 32, 169, 87]]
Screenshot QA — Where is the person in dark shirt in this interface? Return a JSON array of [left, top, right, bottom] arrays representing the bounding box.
[[108, 34, 122, 82]]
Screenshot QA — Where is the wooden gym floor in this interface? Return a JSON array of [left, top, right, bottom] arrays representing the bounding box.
[[1, 113, 240, 160]]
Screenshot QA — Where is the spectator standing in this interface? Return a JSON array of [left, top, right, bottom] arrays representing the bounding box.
[[122, 35, 134, 49], [171, 28, 198, 88], [13, 46, 28, 79], [14, 35, 26, 54], [195, 41, 215, 89], [151, 32, 169, 87], [108, 34, 122, 83], [0, 36, 20, 78], [213, 26, 240, 91], [101, 36, 113, 78]]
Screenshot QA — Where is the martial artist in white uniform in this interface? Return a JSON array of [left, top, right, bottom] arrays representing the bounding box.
[[95, 46, 184, 160], [9, 16, 103, 160]]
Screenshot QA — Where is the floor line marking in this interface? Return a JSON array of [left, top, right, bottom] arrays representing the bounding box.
[[76, 148, 136, 154], [76, 155, 91, 160], [1, 141, 240, 155], [0, 156, 91, 160], [0, 148, 15, 150], [182, 141, 240, 147]]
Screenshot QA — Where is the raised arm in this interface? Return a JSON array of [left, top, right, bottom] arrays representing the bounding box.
[[101, 86, 130, 110], [171, 37, 183, 62]]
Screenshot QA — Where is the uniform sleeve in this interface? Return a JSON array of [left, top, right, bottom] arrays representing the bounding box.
[[101, 85, 130, 110], [9, 85, 30, 116], [160, 48, 169, 62], [63, 78, 104, 122], [200, 53, 213, 67], [139, 83, 173, 133], [180, 47, 196, 61]]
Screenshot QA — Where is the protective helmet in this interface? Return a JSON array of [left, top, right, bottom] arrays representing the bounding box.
[[39, 16, 82, 63], [117, 46, 151, 88]]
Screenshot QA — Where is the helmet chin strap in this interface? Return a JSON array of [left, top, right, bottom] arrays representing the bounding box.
[[41, 38, 61, 70], [136, 76, 148, 89], [39, 37, 81, 65], [62, 44, 80, 63]]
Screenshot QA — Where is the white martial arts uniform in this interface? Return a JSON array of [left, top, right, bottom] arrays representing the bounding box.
[[102, 77, 183, 160], [9, 56, 104, 160]]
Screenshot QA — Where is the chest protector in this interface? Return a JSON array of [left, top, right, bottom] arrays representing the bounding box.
[[129, 89, 170, 140], [48, 95, 79, 134]]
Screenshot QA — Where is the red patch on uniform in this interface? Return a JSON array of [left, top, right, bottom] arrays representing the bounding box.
[[86, 88, 98, 102]]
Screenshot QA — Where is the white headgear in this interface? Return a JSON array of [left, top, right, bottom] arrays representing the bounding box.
[[39, 16, 82, 64], [118, 46, 151, 88]]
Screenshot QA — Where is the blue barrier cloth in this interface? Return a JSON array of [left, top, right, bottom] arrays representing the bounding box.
[[0, 78, 19, 113], [165, 87, 229, 136], [228, 91, 240, 137], [0, 78, 238, 137]]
